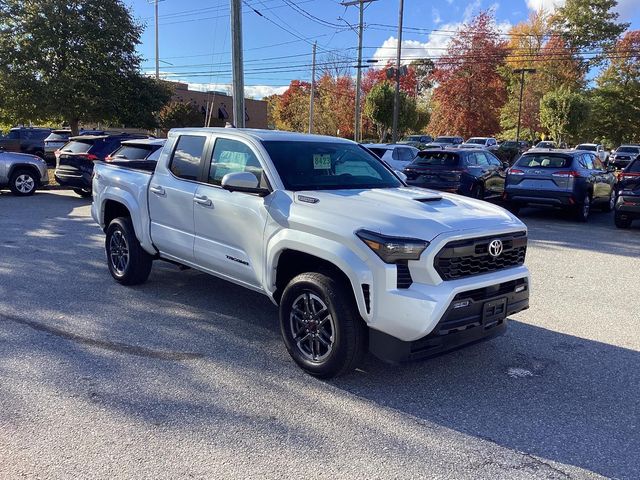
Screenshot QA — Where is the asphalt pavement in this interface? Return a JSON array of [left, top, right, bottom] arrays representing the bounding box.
[[0, 189, 639, 479]]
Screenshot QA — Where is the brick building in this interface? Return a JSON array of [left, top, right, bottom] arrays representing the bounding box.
[[169, 81, 268, 129]]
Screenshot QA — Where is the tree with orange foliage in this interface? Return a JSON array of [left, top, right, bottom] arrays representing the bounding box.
[[428, 11, 508, 138]]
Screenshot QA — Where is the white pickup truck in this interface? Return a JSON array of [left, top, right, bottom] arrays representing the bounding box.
[[92, 128, 530, 378]]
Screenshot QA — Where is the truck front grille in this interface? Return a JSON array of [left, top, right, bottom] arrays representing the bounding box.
[[435, 232, 527, 281]]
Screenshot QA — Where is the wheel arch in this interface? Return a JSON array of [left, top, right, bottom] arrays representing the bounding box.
[[98, 191, 156, 255], [267, 235, 373, 321], [8, 163, 41, 183]]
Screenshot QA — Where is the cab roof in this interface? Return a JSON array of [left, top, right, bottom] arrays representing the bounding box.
[[169, 128, 355, 144]]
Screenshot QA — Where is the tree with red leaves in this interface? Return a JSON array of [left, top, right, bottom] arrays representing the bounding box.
[[428, 11, 509, 138]]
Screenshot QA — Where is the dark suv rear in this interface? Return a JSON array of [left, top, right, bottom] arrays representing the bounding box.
[[54, 133, 147, 197], [614, 159, 640, 228], [0, 127, 52, 158], [504, 149, 616, 221], [403, 148, 507, 199], [43, 129, 104, 165]]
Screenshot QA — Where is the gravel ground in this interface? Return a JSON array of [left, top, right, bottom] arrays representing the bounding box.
[[0, 189, 638, 479]]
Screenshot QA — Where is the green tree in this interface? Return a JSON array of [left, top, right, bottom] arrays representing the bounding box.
[[539, 87, 590, 143], [588, 31, 640, 145], [158, 101, 204, 132], [364, 81, 417, 142], [0, 0, 168, 134], [551, 0, 629, 66]]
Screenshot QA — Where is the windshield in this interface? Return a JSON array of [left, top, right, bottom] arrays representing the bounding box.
[[466, 138, 487, 145], [404, 136, 421, 141], [262, 141, 403, 191], [45, 132, 71, 142], [576, 144, 597, 151], [536, 142, 555, 148], [516, 154, 572, 168], [503, 141, 518, 148], [434, 137, 455, 143], [412, 152, 460, 167], [617, 147, 640, 153], [60, 140, 93, 154]]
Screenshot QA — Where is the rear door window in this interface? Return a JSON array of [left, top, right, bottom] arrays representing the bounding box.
[[397, 147, 415, 161], [581, 154, 594, 170], [60, 140, 93, 154], [111, 145, 152, 160], [473, 152, 490, 166], [413, 152, 460, 167], [170, 135, 207, 181]]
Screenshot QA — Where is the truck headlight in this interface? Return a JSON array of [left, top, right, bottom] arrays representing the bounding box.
[[356, 230, 429, 263]]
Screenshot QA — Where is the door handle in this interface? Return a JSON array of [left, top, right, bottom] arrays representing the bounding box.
[[194, 194, 212, 207], [150, 185, 165, 196]]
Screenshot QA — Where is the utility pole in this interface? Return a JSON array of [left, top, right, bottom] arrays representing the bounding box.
[[154, 0, 159, 80], [342, 0, 376, 142], [391, 0, 404, 143], [230, 0, 245, 128], [514, 68, 536, 143], [309, 42, 316, 134]]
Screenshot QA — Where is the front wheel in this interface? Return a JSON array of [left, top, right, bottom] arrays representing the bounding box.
[[105, 217, 153, 285], [9, 169, 38, 196], [279, 272, 367, 378]]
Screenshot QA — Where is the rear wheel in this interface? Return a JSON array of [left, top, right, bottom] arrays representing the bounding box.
[[471, 183, 484, 199], [9, 169, 38, 196], [73, 188, 92, 198], [279, 272, 367, 378], [575, 194, 591, 222], [614, 212, 632, 229], [105, 217, 153, 285]]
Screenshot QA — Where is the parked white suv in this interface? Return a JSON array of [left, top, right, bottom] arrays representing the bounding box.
[[92, 128, 530, 377]]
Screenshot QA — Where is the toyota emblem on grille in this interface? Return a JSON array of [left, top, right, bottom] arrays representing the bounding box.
[[488, 239, 504, 257]]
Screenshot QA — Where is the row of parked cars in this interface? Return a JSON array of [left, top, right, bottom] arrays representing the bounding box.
[[364, 143, 639, 228], [0, 129, 165, 197]]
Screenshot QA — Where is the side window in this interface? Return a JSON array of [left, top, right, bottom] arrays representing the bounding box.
[[391, 148, 400, 160], [147, 148, 162, 162], [592, 155, 604, 171], [487, 153, 501, 166], [581, 154, 594, 170], [208, 137, 265, 187], [170, 135, 207, 181], [398, 147, 414, 161], [474, 151, 490, 166], [465, 153, 477, 166]]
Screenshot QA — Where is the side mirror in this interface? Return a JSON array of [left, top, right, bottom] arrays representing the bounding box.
[[395, 170, 408, 182], [221, 171, 270, 196]]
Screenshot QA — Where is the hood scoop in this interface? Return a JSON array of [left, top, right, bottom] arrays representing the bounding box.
[[413, 195, 442, 203]]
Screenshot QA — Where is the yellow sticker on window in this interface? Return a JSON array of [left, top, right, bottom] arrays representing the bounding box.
[[313, 154, 331, 170]]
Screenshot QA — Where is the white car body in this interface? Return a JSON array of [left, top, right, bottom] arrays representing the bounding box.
[[575, 143, 608, 164], [362, 143, 419, 171], [461, 137, 498, 149], [92, 128, 530, 366]]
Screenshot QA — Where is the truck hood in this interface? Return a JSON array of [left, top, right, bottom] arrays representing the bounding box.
[[286, 187, 524, 242]]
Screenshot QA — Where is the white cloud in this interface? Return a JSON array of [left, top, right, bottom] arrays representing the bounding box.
[[187, 82, 287, 99], [463, 0, 482, 22], [432, 7, 442, 25], [526, 0, 634, 21], [525, 0, 563, 12]]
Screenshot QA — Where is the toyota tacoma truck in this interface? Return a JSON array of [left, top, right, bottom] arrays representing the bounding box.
[[92, 128, 530, 378]]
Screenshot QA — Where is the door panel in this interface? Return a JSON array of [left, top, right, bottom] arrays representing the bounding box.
[[149, 134, 208, 262], [194, 136, 271, 288]]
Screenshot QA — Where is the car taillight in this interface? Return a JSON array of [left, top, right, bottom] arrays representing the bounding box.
[[105, 155, 112, 162], [508, 168, 525, 175], [86, 153, 98, 161], [620, 172, 640, 180], [552, 171, 580, 178], [54, 149, 61, 158]]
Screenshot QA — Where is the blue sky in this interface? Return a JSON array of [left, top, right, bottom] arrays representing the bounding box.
[[128, 0, 640, 98]]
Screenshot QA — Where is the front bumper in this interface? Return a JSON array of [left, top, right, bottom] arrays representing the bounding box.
[[369, 277, 529, 363]]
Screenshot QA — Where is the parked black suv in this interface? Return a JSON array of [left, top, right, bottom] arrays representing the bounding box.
[[0, 127, 52, 158], [43, 129, 104, 165], [614, 159, 640, 228], [403, 148, 508, 199], [54, 133, 147, 197], [504, 149, 616, 221]]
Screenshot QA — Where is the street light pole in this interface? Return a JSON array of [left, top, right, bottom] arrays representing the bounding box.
[[154, 0, 159, 80], [309, 42, 316, 134], [514, 68, 536, 143], [391, 0, 404, 143], [230, 0, 245, 128]]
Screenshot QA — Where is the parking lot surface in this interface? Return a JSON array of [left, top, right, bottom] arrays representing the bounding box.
[[1, 190, 639, 479]]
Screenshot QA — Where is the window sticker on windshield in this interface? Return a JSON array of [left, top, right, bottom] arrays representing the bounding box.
[[313, 154, 331, 169]]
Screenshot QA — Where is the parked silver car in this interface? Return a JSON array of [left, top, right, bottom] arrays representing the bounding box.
[[0, 148, 49, 195]]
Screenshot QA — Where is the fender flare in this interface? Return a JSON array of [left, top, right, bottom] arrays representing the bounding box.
[[266, 230, 374, 321]]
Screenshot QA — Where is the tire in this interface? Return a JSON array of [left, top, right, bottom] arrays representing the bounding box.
[[471, 183, 484, 199], [602, 192, 615, 212], [73, 188, 92, 198], [575, 194, 591, 222], [614, 212, 632, 229], [105, 217, 153, 285], [9, 169, 38, 196], [279, 272, 367, 378]]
